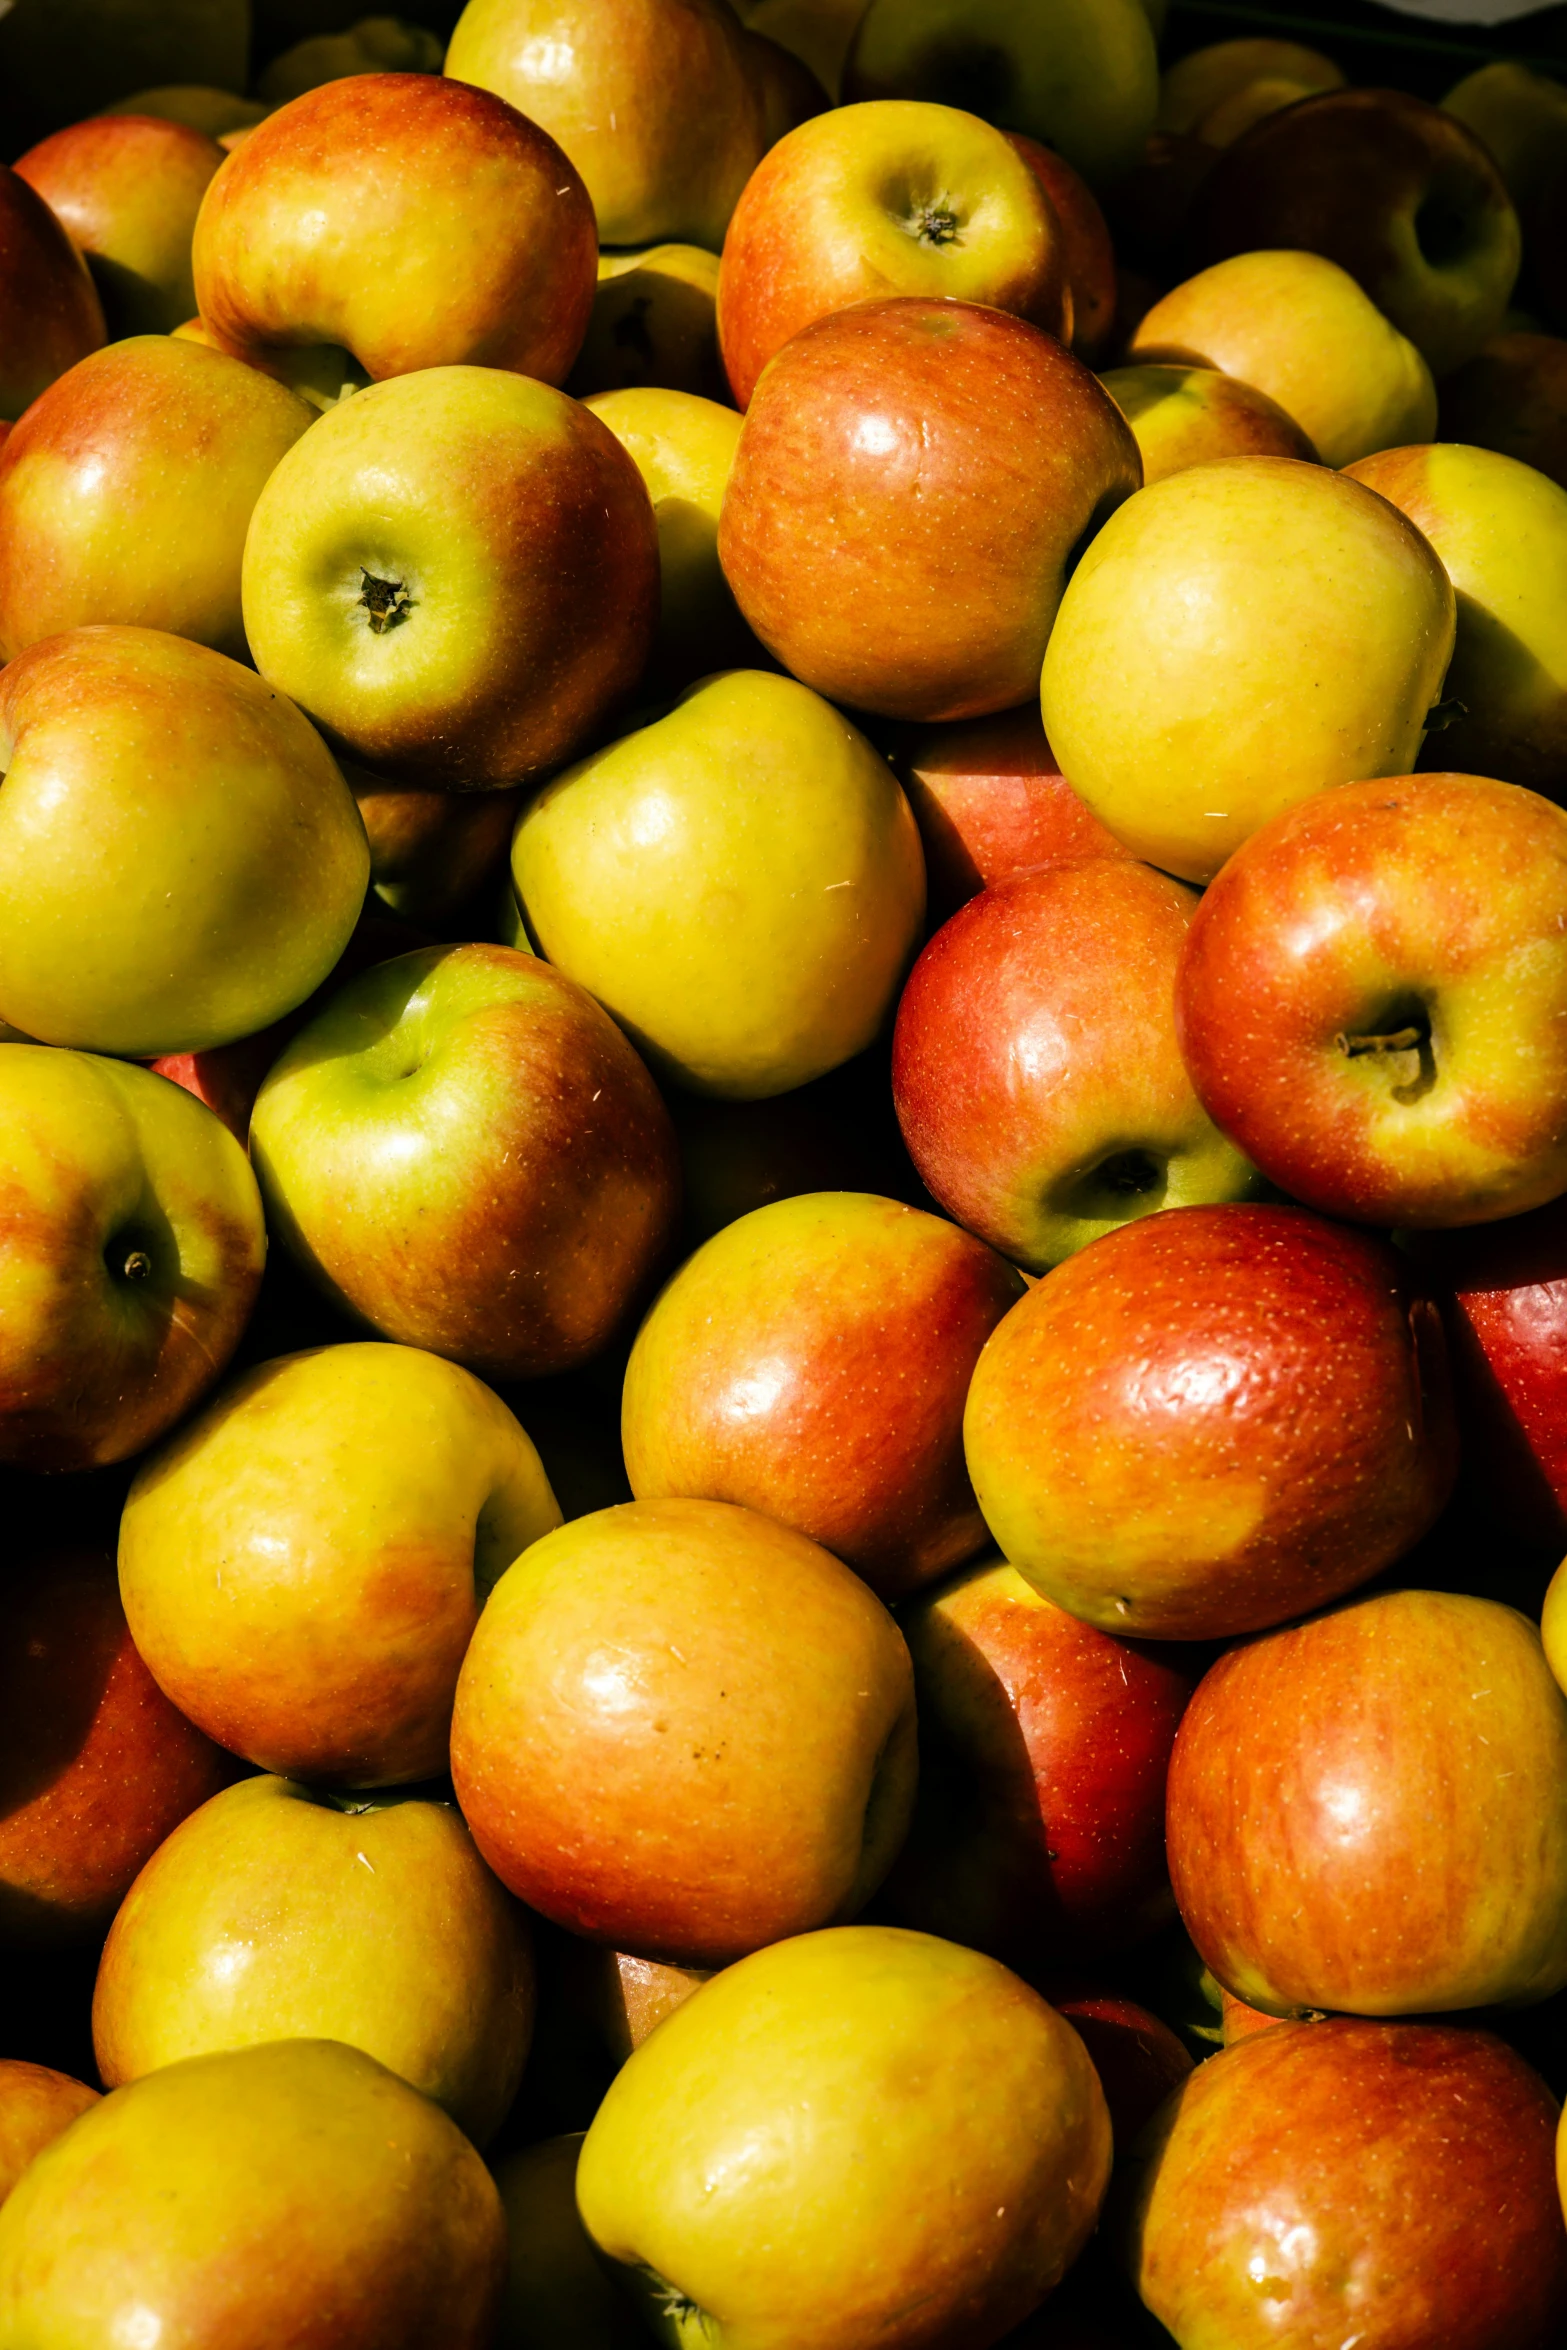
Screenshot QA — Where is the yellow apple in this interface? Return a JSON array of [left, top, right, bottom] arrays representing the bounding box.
[[0, 2065, 98, 2208], [575, 1924, 1113, 2349], [584, 386, 755, 686], [510, 669, 925, 1097], [93, 1775, 534, 2145], [1345, 442, 1567, 796], [119, 1340, 562, 1786], [1040, 457, 1457, 883], [569, 243, 725, 401], [1132, 250, 1437, 469], [1100, 360, 1317, 479]]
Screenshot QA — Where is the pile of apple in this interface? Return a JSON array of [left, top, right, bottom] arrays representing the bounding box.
[[4, 0, 1567, 2342]]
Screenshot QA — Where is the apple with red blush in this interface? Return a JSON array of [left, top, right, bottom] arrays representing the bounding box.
[[0, 162, 104, 422]]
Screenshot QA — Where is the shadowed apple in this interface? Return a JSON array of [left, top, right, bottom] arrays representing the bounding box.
[[15, 115, 223, 337]]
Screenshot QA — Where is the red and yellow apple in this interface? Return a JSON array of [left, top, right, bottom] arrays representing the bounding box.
[[0, 2065, 98, 2207], [0, 163, 104, 423], [1008, 133, 1116, 361], [14, 114, 223, 337], [1100, 361, 1316, 478]]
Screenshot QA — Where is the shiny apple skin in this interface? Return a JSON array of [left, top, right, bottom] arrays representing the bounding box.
[[891, 706, 1133, 923], [883, 1558, 1197, 1968], [1125, 2018, 1567, 2350], [1193, 87, 1521, 376], [893, 860, 1258, 1272], [0, 162, 105, 423], [0, 1048, 266, 1474], [1175, 773, 1567, 1228], [250, 945, 680, 1381], [14, 114, 223, 337], [622, 1192, 1024, 1600], [964, 1205, 1456, 1641], [716, 100, 1070, 409], [1169, 1589, 1567, 2016], [450, 1498, 917, 1966], [0, 2041, 507, 2350], [0, 2063, 98, 2206], [1441, 331, 1567, 491], [193, 73, 597, 385], [0, 334, 313, 663], [718, 295, 1141, 723], [1100, 361, 1317, 479], [0, 1547, 238, 1947], [119, 1340, 563, 1787], [1008, 134, 1116, 362]]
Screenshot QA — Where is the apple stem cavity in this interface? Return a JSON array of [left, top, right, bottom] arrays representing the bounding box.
[[358, 569, 415, 635], [1337, 1026, 1426, 1059]]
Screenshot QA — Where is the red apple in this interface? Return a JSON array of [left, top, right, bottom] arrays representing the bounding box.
[[0, 161, 105, 422], [890, 706, 1133, 924], [1175, 773, 1567, 1228], [621, 1191, 1025, 1600], [882, 1557, 1197, 1968], [1167, 1588, 1567, 2015], [193, 74, 598, 387], [963, 1204, 1457, 1641], [893, 859, 1257, 1271], [1440, 330, 1567, 491], [1007, 134, 1117, 363], [718, 295, 1141, 722], [716, 100, 1071, 409], [0, 2063, 98, 2206], [14, 114, 224, 337], [0, 1547, 237, 1947], [1193, 87, 1522, 375], [1042, 1986, 1193, 2145], [1124, 2018, 1567, 2348]]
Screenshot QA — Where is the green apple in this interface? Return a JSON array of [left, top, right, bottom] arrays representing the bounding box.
[[844, 0, 1158, 188], [0, 0, 248, 149], [242, 365, 659, 789], [576, 1924, 1113, 2349], [494, 2134, 646, 2350], [249, 944, 681, 1379], [1346, 441, 1567, 797], [119, 1339, 562, 1786], [0, 625, 368, 1058], [0, 2065, 98, 2208], [0, 1047, 264, 1473], [0, 2041, 506, 2348], [509, 670, 926, 1098], [0, 336, 314, 663], [94, 1776, 534, 2146], [584, 387, 755, 688], [1040, 457, 1457, 884], [569, 245, 726, 403]]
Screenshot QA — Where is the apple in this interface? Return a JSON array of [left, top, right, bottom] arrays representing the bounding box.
[[257, 18, 445, 103], [576, 1924, 1112, 2349], [581, 386, 758, 689], [0, 164, 105, 424], [1100, 361, 1317, 479], [748, 25, 831, 140], [1040, 457, 1456, 885], [718, 296, 1141, 723], [348, 772, 523, 928], [14, 115, 223, 338], [1167, 1589, 1567, 2017], [844, 0, 1158, 190], [0, 1049, 265, 1474], [1176, 773, 1567, 1226], [1193, 88, 1521, 377], [509, 668, 926, 1098], [1123, 2018, 1567, 2348], [1345, 442, 1567, 794], [0, 0, 247, 148], [622, 1191, 1025, 1599], [741, 0, 867, 99], [1444, 63, 1567, 224], [194, 74, 597, 388], [173, 309, 371, 413], [889, 705, 1132, 923], [0, 2041, 506, 2348], [0, 2064, 98, 2207], [242, 366, 659, 788], [450, 1498, 917, 1964], [568, 244, 726, 402], [1157, 38, 1343, 135], [964, 1204, 1457, 1641], [0, 335, 313, 663], [1041, 1985, 1193, 2143], [1441, 331, 1567, 491], [1007, 134, 1116, 362], [94, 1775, 534, 2145], [715, 101, 1071, 411], [250, 945, 681, 1378], [0, 1544, 238, 1943], [108, 86, 271, 139], [882, 1558, 1197, 1969], [493, 2133, 645, 2350], [444, 0, 770, 250], [892, 859, 1260, 1271], [120, 1339, 563, 1786], [1130, 250, 1437, 469], [567, 1948, 713, 2067]]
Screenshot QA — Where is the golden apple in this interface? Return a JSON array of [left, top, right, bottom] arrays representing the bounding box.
[[509, 669, 926, 1097], [1100, 361, 1317, 479], [0, 2065, 97, 2208]]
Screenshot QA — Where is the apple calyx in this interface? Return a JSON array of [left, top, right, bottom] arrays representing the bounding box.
[[635, 2264, 721, 2347], [358, 569, 415, 635], [118, 1248, 153, 1282]]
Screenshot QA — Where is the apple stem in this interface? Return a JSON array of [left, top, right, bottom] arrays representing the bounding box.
[[1336, 1026, 1424, 1058]]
